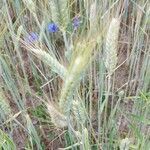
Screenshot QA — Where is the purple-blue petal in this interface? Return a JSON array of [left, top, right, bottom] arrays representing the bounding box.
[[48, 23, 59, 33], [73, 16, 80, 29], [26, 32, 38, 43]]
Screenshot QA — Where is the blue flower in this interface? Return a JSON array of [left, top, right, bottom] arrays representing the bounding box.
[[48, 23, 59, 33], [26, 32, 38, 43], [73, 16, 80, 30]]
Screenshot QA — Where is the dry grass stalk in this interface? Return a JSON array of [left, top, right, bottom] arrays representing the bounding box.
[[90, 1, 97, 29], [22, 0, 35, 13]]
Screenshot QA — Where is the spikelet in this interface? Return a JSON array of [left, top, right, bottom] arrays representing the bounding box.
[[30, 48, 67, 79], [22, 0, 35, 13], [46, 102, 68, 128], [105, 18, 120, 75], [49, 0, 69, 29], [72, 100, 87, 124], [59, 39, 96, 115]]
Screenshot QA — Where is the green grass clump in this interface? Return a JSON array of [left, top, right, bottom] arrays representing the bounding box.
[[0, 129, 16, 150]]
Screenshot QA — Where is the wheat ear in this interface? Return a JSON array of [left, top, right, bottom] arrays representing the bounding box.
[[59, 39, 96, 115], [46, 102, 68, 128], [49, 0, 69, 29], [72, 100, 87, 124], [82, 128, 91, 150], [105, 18, 120, 75], [30, 48, 67, 79]]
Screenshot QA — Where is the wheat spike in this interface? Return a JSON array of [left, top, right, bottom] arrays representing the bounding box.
[[30, 48, 67, 79], [89, 1, 97, 29], [105, 18, 120, 75], [49, 0, 69, 29], [72, 100, 87, 124], [46, 102, 68, 128], [59, 39, 96, 115], [82, 128, 91, 150]]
